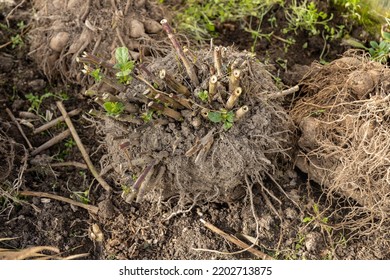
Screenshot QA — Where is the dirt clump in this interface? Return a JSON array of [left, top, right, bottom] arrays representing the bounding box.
[[28, 0, 169, 82]]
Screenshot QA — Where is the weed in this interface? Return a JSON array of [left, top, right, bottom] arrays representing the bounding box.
[[198, 90, 209, 102], [103, 101, 125, 116], [25, 92, 68, 118], [90, 68, 103, 82], [141, 110, 154, 123], [208, 110, 234, 130], [283, 0, 332, 36], [10, 34, 23, 48]]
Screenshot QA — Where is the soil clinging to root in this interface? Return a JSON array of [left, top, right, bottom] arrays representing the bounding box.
[[291, 51, 390, 245], [29, 0, 168, 82]]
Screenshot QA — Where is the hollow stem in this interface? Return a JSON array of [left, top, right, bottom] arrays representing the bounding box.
[[226, 87, 242, 110], [208, 75, 218, 99], [213, 46, 223, 77], [160, 19, 199, 87], [235, 105, 249, 120], [229, 69, 241, 92], [159, 69, 191, 97]]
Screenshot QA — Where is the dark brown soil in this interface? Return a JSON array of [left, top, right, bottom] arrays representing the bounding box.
[[1, 0, 387, 260]]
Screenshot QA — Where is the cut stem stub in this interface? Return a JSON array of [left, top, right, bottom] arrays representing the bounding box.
[[226, 87, 242, 110]]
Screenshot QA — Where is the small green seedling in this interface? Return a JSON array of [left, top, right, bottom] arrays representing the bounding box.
[[208, 110, 234, 130], [25, 92, 68, 116], [11, 34, 23, 48], [198, 90, 209, 102], [72, 189, 90, 204], [90, 68, 103, 82], [103, 101, 125, 116], [114, 47, 135, 84], [141, 110, 154, 123]]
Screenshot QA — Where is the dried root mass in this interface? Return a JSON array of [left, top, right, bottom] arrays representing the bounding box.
[[291, 52, 390, 236]]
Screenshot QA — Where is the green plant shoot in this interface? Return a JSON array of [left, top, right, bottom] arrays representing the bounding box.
[[114, 47, 135, 84], [103, 101, 125, 116]]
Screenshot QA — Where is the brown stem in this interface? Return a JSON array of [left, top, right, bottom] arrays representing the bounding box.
[[56, 101, 112, 192], [159, 69, 191, 97], [154, 93, 184, 109], [33, 109, 82, 134], [31, 129, 71, 156], [19, 190, 99, 215], [199, 218, 274, 260], [77, 52, 115, 69], [169, 93, 192, 109], [6, 108, 33, 150], [148, 101, 183, 121], [267, 85, 300, 99], [226, 87, 242, 110], [160, 19, 199, 87]]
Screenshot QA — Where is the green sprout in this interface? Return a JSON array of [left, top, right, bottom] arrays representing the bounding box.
[[11, 34, 23, 48], [90, 68, 103, 82], [141, 110, 154, 123], [103, 101, 125, 116], [208, 110, 234, 130], [198, 90, 209, 102], [114, 47, 135, 84]]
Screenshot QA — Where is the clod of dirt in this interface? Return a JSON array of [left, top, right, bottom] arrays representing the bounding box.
[[28, 0, 168, 82], [83, 38, 294, 217], [291, 52, 390, 236]]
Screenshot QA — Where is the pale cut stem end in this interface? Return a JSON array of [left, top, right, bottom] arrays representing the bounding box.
[[229, 69, 241, 92], [208, 75, 218, 98], [235, 105, 249, 120], [226, 87, 242, 110], [213, 46, 223, 77]]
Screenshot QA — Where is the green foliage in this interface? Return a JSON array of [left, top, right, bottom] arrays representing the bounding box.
[[208, 110, 234, 130], [10, 34, 23, 48], [175, 0, 282, 41], [103, 101, 125, 116], [198, 90, 209, 102], [25, 92, 68, 116], [90, 68, 102, 82], [283, 0, 333, 36], [141, 110, 154, 123], [72, 189, 90, 204], [368, 40, 390, 63], [114, 47, 135, 84]]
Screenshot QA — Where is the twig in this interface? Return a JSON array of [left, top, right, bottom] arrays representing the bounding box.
[[31, 129, 71, 156], [199, 219, 274, 260], [160, 19, 199, 87], [208, 75, 218, 99], [6, 108, 33, 150], [56, 101, 112, 192], [50, 161, 88, 169], [19, 190, 99, 215], [267, 85, 299, 99], [33, 108, 82, 134]]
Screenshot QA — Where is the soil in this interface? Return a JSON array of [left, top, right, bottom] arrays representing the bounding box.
[[1, 0, 388, 260]]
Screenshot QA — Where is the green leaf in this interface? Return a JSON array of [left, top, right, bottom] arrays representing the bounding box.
[[103, 101, 125, 116], [225, 111, 235, 123], [208, 111, 222, 123], [223, 121, 233, 130], [382, 30, 390, 42], [302, 217, 313, 223], [115, 47, 130, 66], [370, 41, 379, 49]]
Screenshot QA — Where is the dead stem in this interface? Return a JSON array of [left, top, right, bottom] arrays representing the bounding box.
[[198, 219, 274, 260], [6, 108, 33, 150], [33, 108, 82, 134], [267, 85, 299, 99], [235, 105, 249, 120], [148, 101, 183, 121], [213, 46, 223, 77], [160, 19, 199, 87], [31, 129, 71, 156], [229, 69, 241, 92], [159, 69, 191, 97], [226, 87, 242, 110], [208, 75, 218, 99], [56, 101, 112, 192], [19, 190, 99, 215]]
